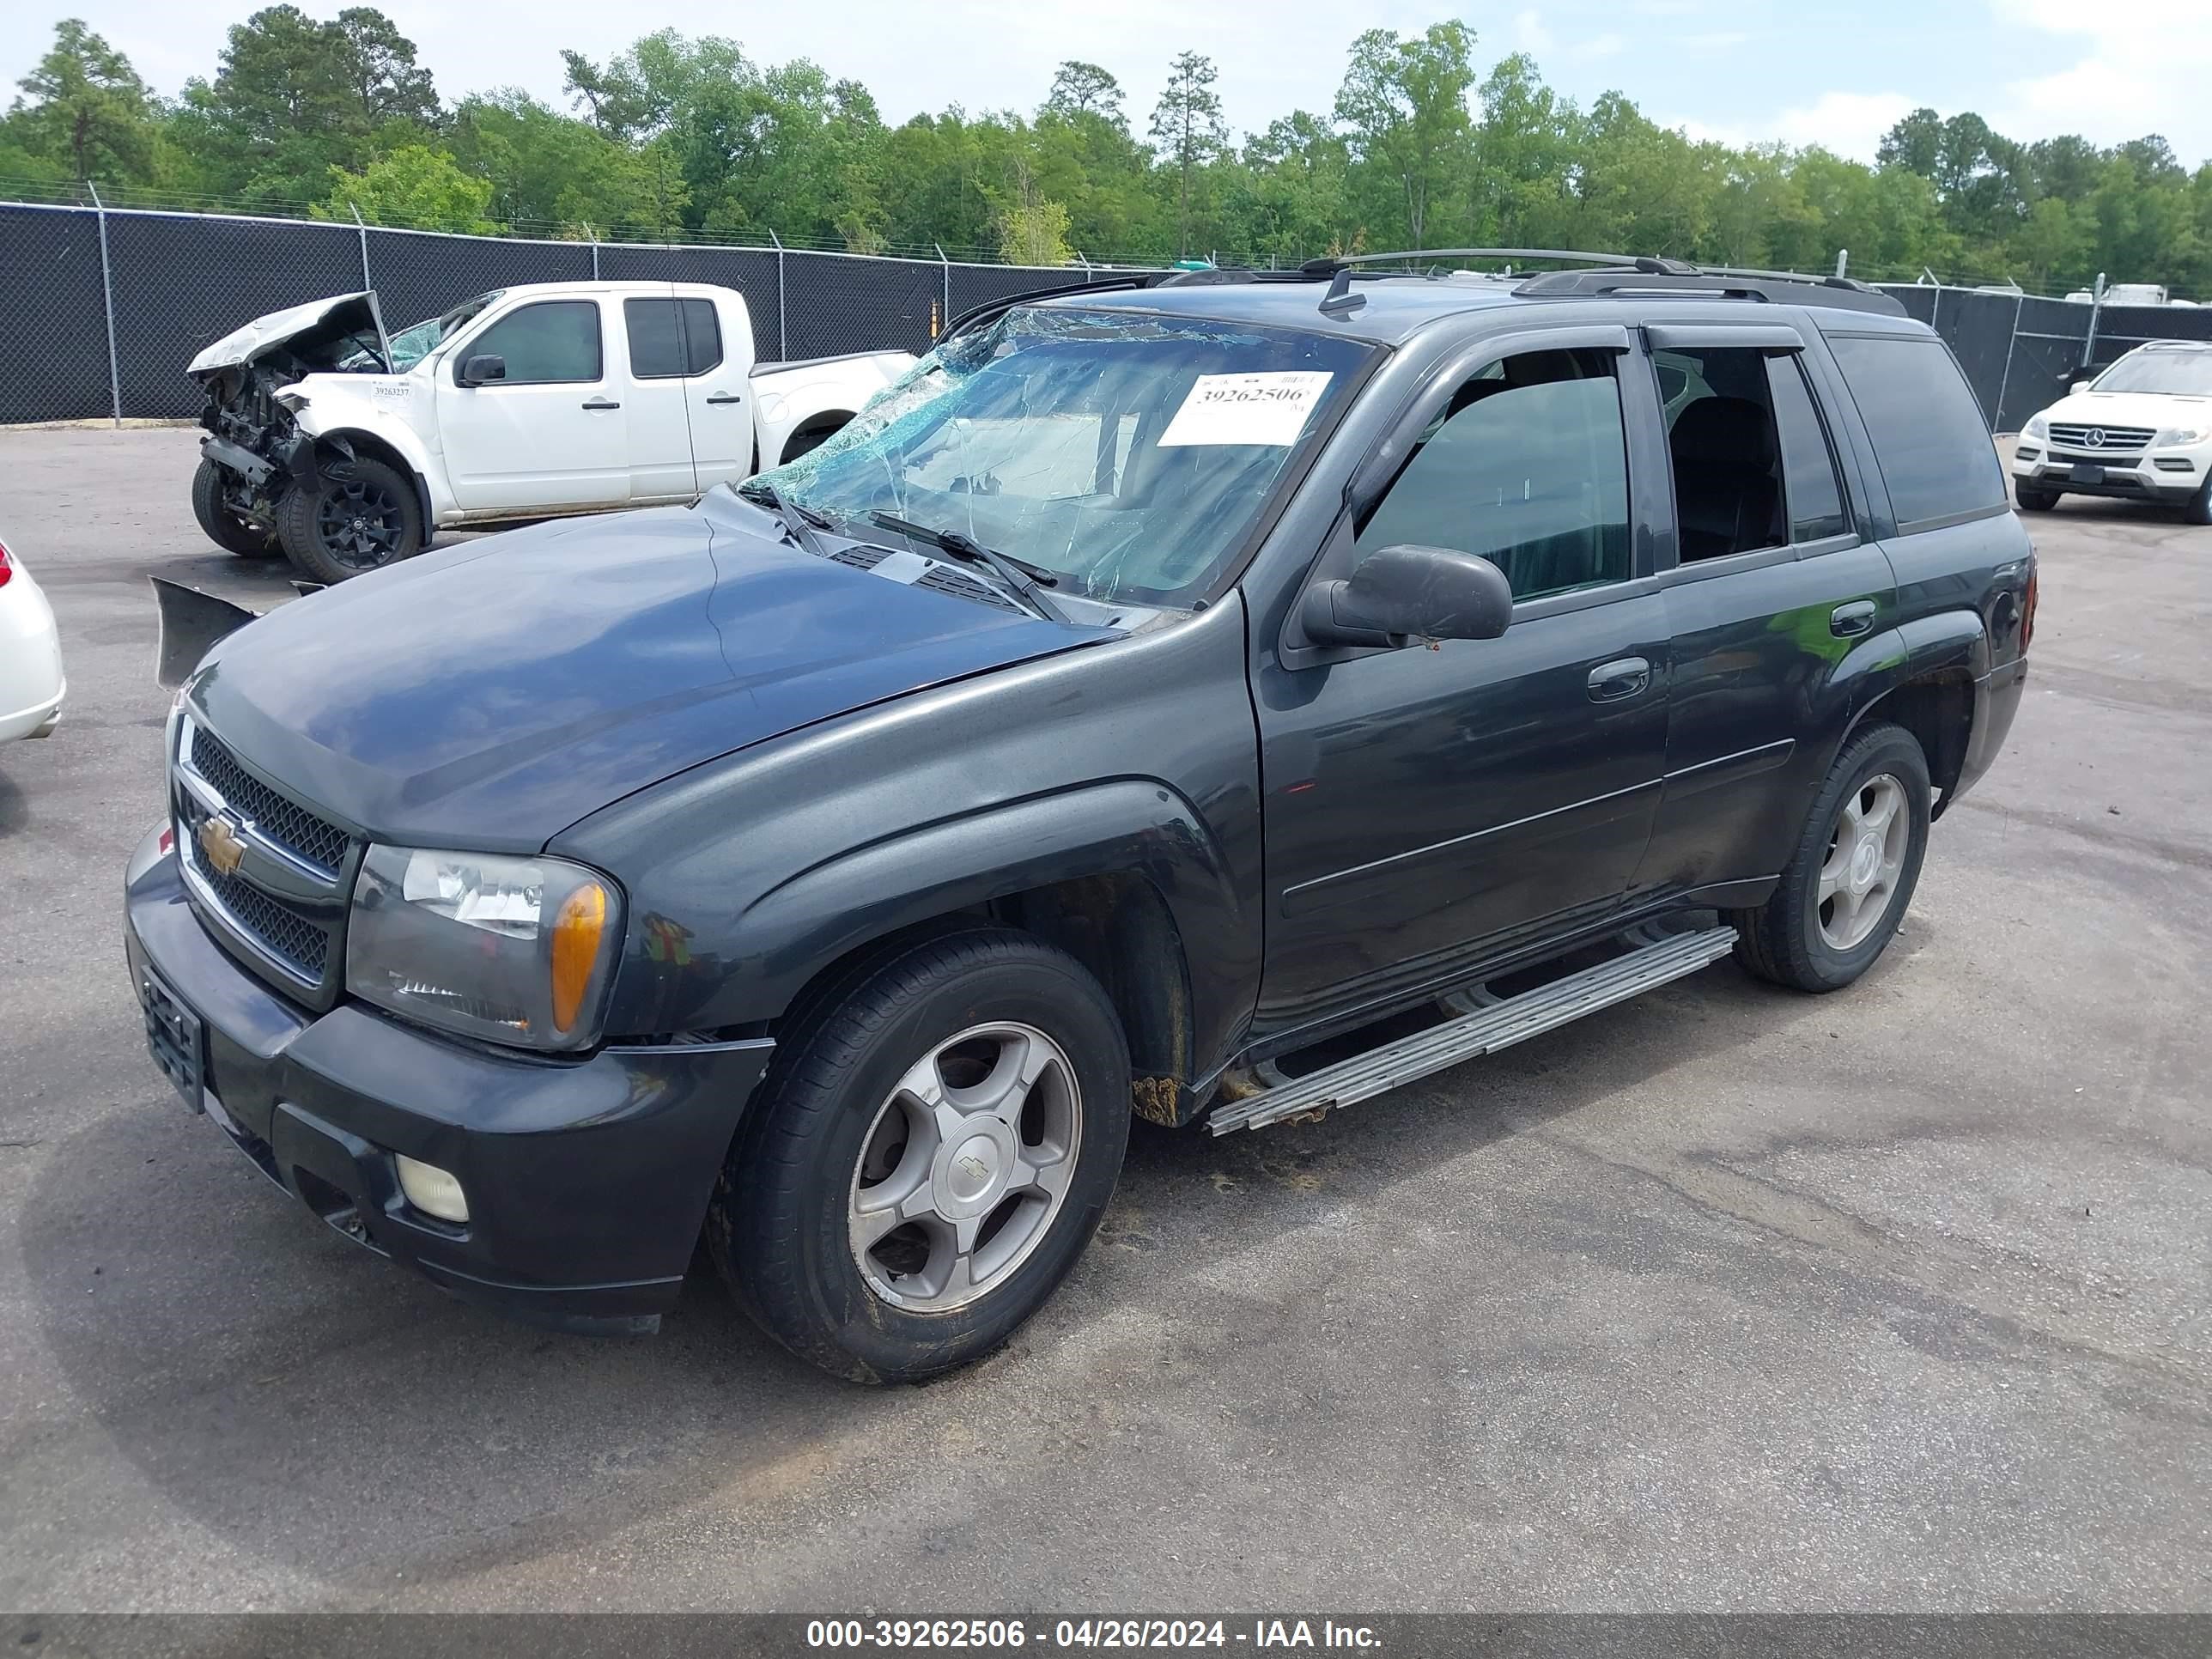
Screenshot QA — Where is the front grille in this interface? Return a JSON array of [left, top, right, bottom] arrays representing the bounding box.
[[918, 565, 1024, 613], [2049, 422, 2155, 454], [183, 835, 331, 978], [190, 725, 350, 872]]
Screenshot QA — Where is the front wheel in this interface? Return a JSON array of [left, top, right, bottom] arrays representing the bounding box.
[[1729, 722, 1931, 993], [190, 458, 283, 556], [276, 456, 423, 584], [2014, 481, 2061, 513], [2185, 477, 2212, 527], [708, 929, 1132, 1383]]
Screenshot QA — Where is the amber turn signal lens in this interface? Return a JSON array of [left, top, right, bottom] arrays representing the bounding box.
[[550, 882, 609, 1034]]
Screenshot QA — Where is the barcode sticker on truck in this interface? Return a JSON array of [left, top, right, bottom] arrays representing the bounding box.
[[1158, 372, 1334, 447]]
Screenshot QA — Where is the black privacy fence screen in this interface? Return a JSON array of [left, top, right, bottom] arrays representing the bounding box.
[[6, 198, 2212, 429]]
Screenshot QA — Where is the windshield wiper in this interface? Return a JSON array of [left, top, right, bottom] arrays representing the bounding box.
[[867, 511, 1073, 624], [738, 479, 836, 556]]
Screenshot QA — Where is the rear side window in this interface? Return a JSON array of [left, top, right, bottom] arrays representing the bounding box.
[[1765, 356, 1849, 542], [1827, 334, 2005, 528], [469, 300, 602, 385], [625, 298, 724, 378]]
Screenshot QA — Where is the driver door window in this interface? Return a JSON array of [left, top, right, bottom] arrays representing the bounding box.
[[1356, 348, 1632, 603], [464, 300, 602, 385]]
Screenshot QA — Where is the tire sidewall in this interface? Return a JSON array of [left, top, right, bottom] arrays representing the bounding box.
[[734, 941, 1130, 1382], [277, 457, 422, 584], [1796, 728, 1931, 988], [191, 459, 281, 556]]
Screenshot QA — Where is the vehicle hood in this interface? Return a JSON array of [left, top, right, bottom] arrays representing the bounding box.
[[2039, 389, 2210, 430], [187, 291, 391, 377], [187, 492, 1113, 852]]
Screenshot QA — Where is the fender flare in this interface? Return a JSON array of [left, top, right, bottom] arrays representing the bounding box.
[[730, 779, 1255, 1075]]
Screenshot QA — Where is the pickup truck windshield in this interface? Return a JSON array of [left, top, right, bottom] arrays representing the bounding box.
[[761, 306, 1370, 607], [383, 291, 504, 371], [2093, 350, 2212, 398]]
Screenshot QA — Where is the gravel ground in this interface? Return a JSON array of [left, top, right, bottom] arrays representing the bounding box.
[[0, 427, 2206, 1613]]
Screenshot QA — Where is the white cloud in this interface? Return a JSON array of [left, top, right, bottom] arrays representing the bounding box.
[[1993, 0, 2212, 159], [1576, 33, 1628, 60], [1512, 10, 1555, 56], [1771, 90, 1917, 161]]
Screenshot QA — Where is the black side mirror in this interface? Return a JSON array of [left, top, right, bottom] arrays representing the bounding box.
[[459, 353, 506, 387], [1300, 544, 1515, 648]]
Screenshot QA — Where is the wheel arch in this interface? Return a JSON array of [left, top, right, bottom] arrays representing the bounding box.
[[778, 410, 854, 465], [1829, 609, 1987, 818], [308, 426, 435, 532]]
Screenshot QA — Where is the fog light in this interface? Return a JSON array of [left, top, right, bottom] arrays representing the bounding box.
[[395, 1154, 469, 1223]]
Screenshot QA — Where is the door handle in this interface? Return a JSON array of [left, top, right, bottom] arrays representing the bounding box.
[[580, 398, 621, 411], [1587, 657, 1650, 702], [1830, 600, 1878, 639], [704, 392, 743, 405]]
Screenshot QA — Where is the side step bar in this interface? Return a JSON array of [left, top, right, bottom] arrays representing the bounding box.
[[1206, 925, 1739, 1134]]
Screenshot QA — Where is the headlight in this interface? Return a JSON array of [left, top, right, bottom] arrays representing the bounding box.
[[346, 845, 623, 1052], [2154, 427, 2202, 447], [2024, 414, 2048, 440]]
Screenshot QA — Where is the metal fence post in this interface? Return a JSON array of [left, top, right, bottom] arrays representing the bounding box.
[[1834, 248, 1849, 279], [769, 230, 787, 360], [1076, 252, 1092, 284], [2083, 271, 2106, 369], [936, 244, 951, 325], [586, 224, 599, 281], [87, 181, 123, 427], [349, 201, 371, 293], [1991, 292, 2026, 432]]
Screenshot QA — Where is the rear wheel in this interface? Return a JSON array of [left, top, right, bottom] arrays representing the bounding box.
[[191, 458, 283, 556], [2014, 481, 2061, 513], [708, 929, 1131, 1383], [1729, 722, 1930, 993], [276, 456, 422, 584]]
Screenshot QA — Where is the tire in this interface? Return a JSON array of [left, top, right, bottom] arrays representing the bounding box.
[[2185, 477, 2212, 527], [1728, 722, 1931, 994], [276, 455, 423, 584], [708, 928, 1131, 1383], [190, 458, 283, 556], [2014, 481, 2061, 513]]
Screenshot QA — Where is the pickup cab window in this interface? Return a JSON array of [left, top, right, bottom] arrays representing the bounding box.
[[1356, 348, 1631, 601], [763, 306, 1370, 607], [466, 299, 603, 386], [625, 297, 723, 379]]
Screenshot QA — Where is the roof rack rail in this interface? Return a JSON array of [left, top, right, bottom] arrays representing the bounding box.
[[1305, 247, 1697, 276], [1510, 268, 1906, 317]]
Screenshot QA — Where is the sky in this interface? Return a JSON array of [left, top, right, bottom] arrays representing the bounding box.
[[6, 0, 2210, 169]]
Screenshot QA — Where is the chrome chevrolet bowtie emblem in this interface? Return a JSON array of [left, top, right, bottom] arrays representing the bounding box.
[[198, 814, 247, 877]]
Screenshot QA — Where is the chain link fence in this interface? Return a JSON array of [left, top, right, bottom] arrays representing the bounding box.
[[7, 197, 2212, 428], [0, 199, 1132, 424]]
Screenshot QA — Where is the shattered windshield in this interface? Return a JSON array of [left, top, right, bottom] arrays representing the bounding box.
[[382, 290, 504, 371], [757, 305, 1370, 607]]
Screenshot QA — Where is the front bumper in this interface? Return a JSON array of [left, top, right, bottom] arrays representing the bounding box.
[[2011, 444, 2206, 503], [124, 824, 774, 1330]]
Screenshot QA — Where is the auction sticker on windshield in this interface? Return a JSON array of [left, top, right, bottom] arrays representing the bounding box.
[[1158, 371, 1333, 447]]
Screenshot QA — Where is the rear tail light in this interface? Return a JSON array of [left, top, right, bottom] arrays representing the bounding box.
[[2020, 569, 2039, 653], [0, 538, 13, 590]]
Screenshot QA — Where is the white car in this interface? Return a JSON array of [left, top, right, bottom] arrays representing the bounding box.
[[187, 283, 914, 582], [0, 532, 65, 745], [2012, 340, 2212, 524]]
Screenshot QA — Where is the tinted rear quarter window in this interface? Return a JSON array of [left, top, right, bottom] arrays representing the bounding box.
[[1827, 333, 2005, 528]]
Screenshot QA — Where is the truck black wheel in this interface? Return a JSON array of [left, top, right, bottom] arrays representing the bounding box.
[[2014, 481, 2060, 513], [708, 928, 1131, 1383], [1728, 722, 1930, 994], [191, 458, 283, 556], [276, 456, 422, 583], [2185, 477, 2212, 527]]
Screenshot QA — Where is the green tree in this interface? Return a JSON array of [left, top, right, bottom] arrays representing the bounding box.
[[1044, 62, 1125, 129], [1150, 50, 1225, 257], [447, 91, 659, 234], [1334, 21, 1476, 251], [314, 143, 494, 232], [7, 18, 154, 180]]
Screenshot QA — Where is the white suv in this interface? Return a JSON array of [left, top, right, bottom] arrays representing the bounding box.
[[2012, 341, 2212, 524]]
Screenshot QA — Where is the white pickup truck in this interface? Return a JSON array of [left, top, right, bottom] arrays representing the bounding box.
[[186, 282, 913, 583]]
